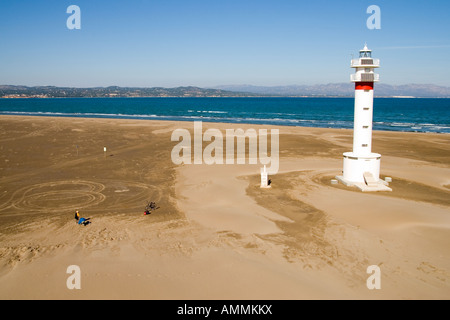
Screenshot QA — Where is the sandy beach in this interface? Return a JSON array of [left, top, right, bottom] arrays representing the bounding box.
[[0, 115, 449, 300]]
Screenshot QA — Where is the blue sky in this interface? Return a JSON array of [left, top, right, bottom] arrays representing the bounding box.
[[0, 0, 449, 87]]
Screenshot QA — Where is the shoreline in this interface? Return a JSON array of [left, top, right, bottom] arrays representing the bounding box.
[[0, 115, 449, 299], [4, 96, 449, 98], [0, 113, 448, 135]]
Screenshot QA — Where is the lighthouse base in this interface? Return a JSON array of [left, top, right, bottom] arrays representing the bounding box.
[[336, 152, 392, 192]]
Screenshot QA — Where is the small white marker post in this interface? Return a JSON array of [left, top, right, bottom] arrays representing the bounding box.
[[261, 165, 271, 189], [104, 146, 107, 159]]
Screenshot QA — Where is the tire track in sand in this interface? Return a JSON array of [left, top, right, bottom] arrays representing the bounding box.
[[1, 180, 162, 214]]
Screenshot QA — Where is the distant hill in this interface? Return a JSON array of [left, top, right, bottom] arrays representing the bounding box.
[[0, 85, 258, 98], [214, 83, 450, 98], [1, 84, 449, 98]]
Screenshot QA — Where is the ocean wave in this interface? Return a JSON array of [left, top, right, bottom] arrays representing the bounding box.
[[0, 110, 448, 133], [187, 110, 228, 114], [0, 111, 68, 116], [390, 122, 416, 127], [424, 125, 450, 130], [204, 111, 228, 114]]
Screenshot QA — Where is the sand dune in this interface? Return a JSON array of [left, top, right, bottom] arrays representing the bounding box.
[[0, 115, 449, 299]]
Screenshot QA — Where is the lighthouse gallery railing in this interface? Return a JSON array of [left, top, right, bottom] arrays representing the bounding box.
[[351, 58, 380, 67], [350, 73, 380, 82]]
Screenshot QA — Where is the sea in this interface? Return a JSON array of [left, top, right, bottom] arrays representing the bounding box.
[[0, 97, 449, 134]]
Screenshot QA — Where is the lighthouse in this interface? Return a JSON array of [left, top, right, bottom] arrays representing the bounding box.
[[336, 44, 391, 191]]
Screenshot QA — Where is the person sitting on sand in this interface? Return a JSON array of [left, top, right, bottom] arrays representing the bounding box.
[[74, 210, 91, 226]]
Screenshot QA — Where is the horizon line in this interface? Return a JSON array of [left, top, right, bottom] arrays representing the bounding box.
[[2, 82, 450, 89]]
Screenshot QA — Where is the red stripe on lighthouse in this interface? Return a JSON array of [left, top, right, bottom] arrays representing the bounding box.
[[355, 82, 374, 90]]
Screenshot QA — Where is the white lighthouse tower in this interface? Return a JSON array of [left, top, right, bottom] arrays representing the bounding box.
[[336, 44, 391, 191]]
